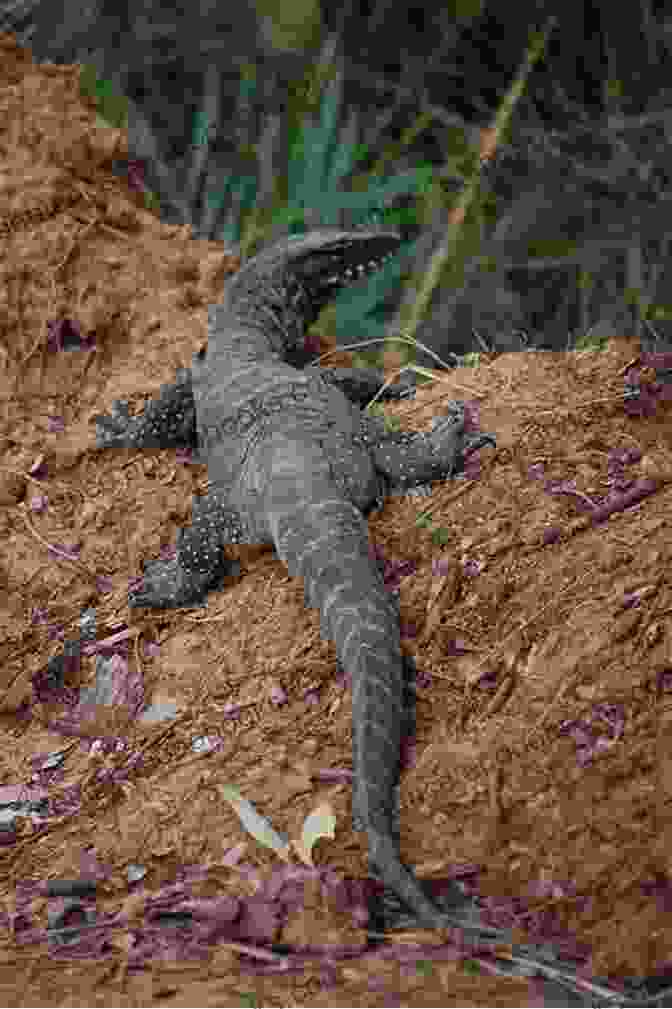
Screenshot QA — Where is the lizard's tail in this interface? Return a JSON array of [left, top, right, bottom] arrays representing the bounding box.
[[267, 478, 628, 1007], [262, 453, 505, 941]]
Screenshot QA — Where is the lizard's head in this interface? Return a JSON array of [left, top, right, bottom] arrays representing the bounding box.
[[222, 228, 402, 358]]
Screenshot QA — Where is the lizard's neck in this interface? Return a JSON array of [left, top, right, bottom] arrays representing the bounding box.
[[206, 305, 282, 365], [215, 270, 316, 358]]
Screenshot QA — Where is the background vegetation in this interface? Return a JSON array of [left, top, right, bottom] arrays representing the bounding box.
[[6, 0, 672, 368]]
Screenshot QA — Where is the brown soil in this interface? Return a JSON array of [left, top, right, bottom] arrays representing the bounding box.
[[2, 32, 672, 1008]]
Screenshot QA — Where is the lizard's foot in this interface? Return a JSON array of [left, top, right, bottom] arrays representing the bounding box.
[[427, 410, 496, 476], [129, 555, 239, 609]]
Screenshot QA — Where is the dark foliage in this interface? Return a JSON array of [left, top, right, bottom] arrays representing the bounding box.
[[3, 3, 672, 352]]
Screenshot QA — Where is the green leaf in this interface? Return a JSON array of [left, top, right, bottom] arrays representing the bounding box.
[[254, 0, 322, 53], [462, 958, 482, 975], [431, 527, 451, 546], [462, 352, 481, 367], [79, 65, 128, 129], [143, 189, 162, 214], [238, 993, 258, 1008], [574, 330, 610, 351]]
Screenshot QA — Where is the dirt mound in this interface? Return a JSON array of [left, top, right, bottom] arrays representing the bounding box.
[[2, 32, 672, 1007]]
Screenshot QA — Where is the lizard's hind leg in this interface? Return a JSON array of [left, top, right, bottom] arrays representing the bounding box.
[[129, 493, 244, 609]]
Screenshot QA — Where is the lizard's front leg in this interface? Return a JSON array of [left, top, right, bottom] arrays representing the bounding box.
[[129, 493, 244, 608], [365, 401, 496, 490], [94, 368, 197, 451]]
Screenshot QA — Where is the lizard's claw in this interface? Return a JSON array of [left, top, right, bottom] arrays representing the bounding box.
[[454, 432, 497, 477], [461, 431, 497, 458]]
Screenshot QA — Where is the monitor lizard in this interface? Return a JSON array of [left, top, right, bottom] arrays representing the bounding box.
[[94, 226, 501, 939]]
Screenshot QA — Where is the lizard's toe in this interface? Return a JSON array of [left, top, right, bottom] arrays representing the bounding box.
[[94, 401, 137, 448], [460, 431, 497, 459]]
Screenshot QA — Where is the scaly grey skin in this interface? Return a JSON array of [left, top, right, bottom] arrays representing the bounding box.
[[95, 227, 501, 940], [95, 230, 672, 1003]]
